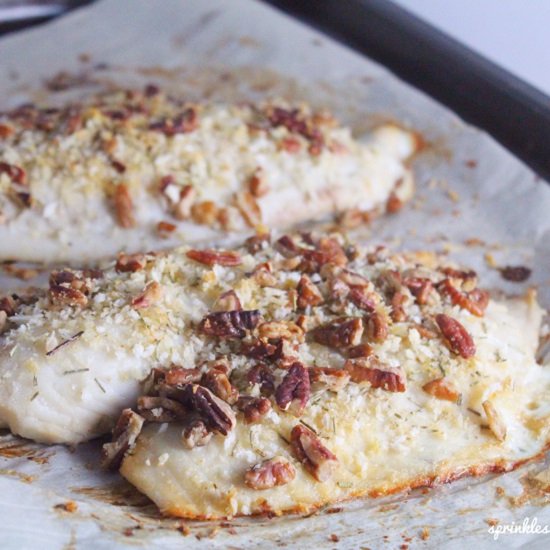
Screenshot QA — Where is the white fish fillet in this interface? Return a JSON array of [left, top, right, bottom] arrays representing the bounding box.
[[0, 90, 417, 264]]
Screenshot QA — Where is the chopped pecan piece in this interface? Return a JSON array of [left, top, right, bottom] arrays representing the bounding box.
[[173, 185, 196, 220], [164, 366, 203, 386], [101, 409, 144, 470], [235, 191, 262, 227], [390, 291, 407, 322], [344, 357, 406, 392], [0, 161, 26, 185], [347, 343, 373, 358], [290, 424, 338, 482], [248, 168, 269, 197], [482, 400, 507, 441], [241, 339, 278, 361], [182, 416, 213, 449], [251, 262, 278, 287], [386, 192, 403, 214], [435, 314, 476, 359], [275, 362, 311, 416], [115, 252, 147, 272], [191, 200, 219, 225], [245, 233, 270, 253], [214, 290, 242, 312], [183, 384, 236, 436], [274, 235, 300, 257], [0, 124, 14, 139], [49, 285, 88, 308], [438, 279, 487, 317], [149, 107, 198, 135], [279, 136, 301, 153], [0, 295, 18, 317], [296, 275, 324, 309], [337, 269, 369, 288], [440, 267, 478, 291], [201, 369, 239, 404], [308, 367, 350, 392], [422, 378, 461, 402], [113, 183, 136, 228], [499, 265, 531, 283], [246, 363, 275, 396], [300, 238, 348, 272], [186, 249, 242, 267], [365, 312, 388, 343], [311, 317, 363, 348], [200, 310, 262, 339], [137, 396, 188, 422], [157, 220, 176, 237], [236, 396, 272, 423], [131, 281, 163, 309], [349, 287, 377, 312], [403, 277, 433, 305], [245, 456, 296, 490], [258, 321, 304, 343]]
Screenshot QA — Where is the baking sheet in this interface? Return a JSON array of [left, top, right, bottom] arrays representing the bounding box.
[[1, 0, 550, 548]]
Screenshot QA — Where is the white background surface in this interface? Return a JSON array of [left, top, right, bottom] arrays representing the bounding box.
[[393, 0, 550, 96]]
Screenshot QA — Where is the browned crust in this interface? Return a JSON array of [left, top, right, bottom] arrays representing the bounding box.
[[159, 441, 550, 520]]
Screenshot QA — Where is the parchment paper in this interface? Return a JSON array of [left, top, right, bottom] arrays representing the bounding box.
[[1, 1, 550, 548]]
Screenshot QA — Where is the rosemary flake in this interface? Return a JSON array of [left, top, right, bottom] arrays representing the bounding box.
[[30, 391, 39, 402], [94, 377, 106, 393], [46, 330, 84, 356], [63, 368, 90, 375]]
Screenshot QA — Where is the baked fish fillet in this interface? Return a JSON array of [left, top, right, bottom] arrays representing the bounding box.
[[0, 89, 417, 264]]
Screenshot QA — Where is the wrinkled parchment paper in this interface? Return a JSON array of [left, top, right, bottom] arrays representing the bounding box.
[[1, 1, 550, 548]]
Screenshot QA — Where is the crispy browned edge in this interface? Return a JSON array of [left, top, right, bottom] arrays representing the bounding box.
[[156, 440, 550, 520]]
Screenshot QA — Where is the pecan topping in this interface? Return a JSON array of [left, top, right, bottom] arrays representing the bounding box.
[[115, 252, 147, 272], [290, 424, 338, 482], [275, 362, 311, 416], [275, 235, 300, 257], [0, 295, 18, 317], [482, 399, 507, 441], [214, 290, 242, 312], [347, 343, 374, 358], [241, 340, 278, 362], [182, 416, 213, 449], [113, 183, 136, 228], [311, 317, 363, 348], [309, 367, 350, 392], [248, 168, 269, 197], [200, 310, 262, 339], [245, 233, 270, 254], [344, 357, 406, 392], [131, 281, 163, 309], [102, 409, 144, 470], [300, 238, 348, 272], [499, 265, 531, 283], [435, 314, 476, 359], [251, 262, 278, 287], [0, 161, 26, 185], [438, 279, 487, 317], [191, 200, 219, 225], [246, 363, 275, 396], [258, 321, 304, 343], [149, 107, 198, 135], [49, 285, 88, 308], [422, 378, 461, 402], [184, 384, 236, 436], [365, 312, 388, 343], [403, 277, 433, 305], [164, 366, 202, 386], [236, 396, 272, 423], [245, 457, 296, 490], [186, 249, 242, 267], [137, 396, 188, 422], [0, 124, 14, 139], [201, 369, 239, 404], [386, 192, 403, 214], [440, 267, 478, 291], [296, 275, 324, 309], [173, 185, 196, 220], [157, 220, 176, 237], [349, 287, 377, 312], [235, 191, 262, 227], [390, 291, 407, 322], [279, 136, 301, 153]]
